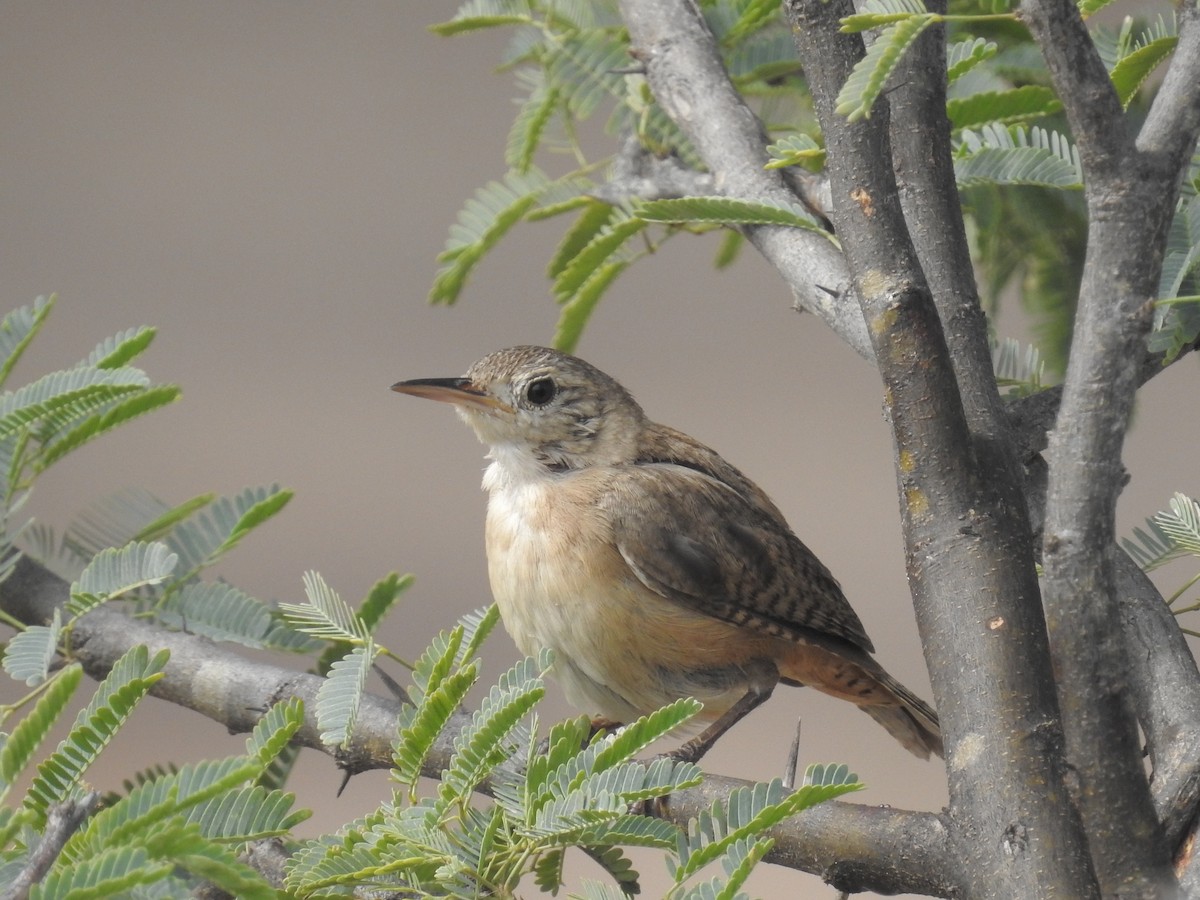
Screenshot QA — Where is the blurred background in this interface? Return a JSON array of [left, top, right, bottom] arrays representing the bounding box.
[[1, 3, 1195, 897]]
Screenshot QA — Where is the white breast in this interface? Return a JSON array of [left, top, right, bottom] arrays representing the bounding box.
[[481, 451, 650, 721]]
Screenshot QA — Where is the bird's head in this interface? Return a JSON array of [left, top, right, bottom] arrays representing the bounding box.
[[393, 346, 646, 470]]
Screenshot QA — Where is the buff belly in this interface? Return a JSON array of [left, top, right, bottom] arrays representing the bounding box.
[[484, 468, 791, 725]]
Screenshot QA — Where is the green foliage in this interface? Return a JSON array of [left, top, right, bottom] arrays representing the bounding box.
[[1111, 34, 1177, 109], [47, 487, 188, 570], [552, 214, 647, 305], [0, 633, 305, 897], [67, 540, 178, 617], [314, 571, 415, 676], [839, 0, 932, 33], [283, 598, 857, 898], [721, 28, 800, 89], [946, 37, 998, 82], [288, 628, 723, 898], [23, 646, 167, 822], [765, 133, 826, 171], [620, 764, 863, 899], [166, 483, 294, 577], [1094, 13, 1178, 109], [0, 664, 82, 798], [423, 2, 694, 332], [551, 214, 648, 353], [946, 85, 1062, 130], [29, 845, 174, 900], [0, 309, 182, 511], [1123, 494, 1200, 634], [430, 170, 549, 305], [838, 9, 938, 122], [991, 336, 1047, 396], [1123, 493, 1200, 573], [1076, 0, 1118, 19], [280, 569, 370, 644], [429, 0, 535, 36], [393, 626, 483, 795], [247, 695, 305, 765], [422, 0, 1119, 361], [37, 384, 181, 473], [316, 643, 377, 749], [963, 184, 1086, 374], [0, 301, 327, 895], [440, 651, 550, 802], [955, 125, 1082, 189], [35, 793, 288, 899], [0, 296, 55, 388], [669, 770, 861, 887], [63, 752, 308, 868], [276, 570, 423, 749], [158, 580, 306, 650], [1151, 193, 1200, 362], [636, 196, 826, 233], [6, 0, 1196, 889], [1, 609, 61, 686]]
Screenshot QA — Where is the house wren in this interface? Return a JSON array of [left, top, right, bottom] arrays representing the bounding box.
[[393, 346, 941, 762]]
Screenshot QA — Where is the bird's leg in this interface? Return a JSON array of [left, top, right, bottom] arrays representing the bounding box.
[[669, 664, 780, 764], [629, 667, 779, 819], [633, 675, 777, 819]]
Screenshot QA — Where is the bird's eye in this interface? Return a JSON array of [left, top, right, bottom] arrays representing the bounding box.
[[525, 376, 557, 406]]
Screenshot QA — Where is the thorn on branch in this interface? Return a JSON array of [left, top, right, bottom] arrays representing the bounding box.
[[784, 717, 802, 790], [374, 663, 412, 706]]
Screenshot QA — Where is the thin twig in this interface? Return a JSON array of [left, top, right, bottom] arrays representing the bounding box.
[[0, 793, 101, 900]]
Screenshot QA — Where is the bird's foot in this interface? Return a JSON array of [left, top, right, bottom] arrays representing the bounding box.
[[629, 791, 671, 819], [588, 716, 623, 742], [627, 748, 698, 818]]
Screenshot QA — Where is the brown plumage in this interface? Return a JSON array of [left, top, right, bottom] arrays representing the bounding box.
[[393, 345, 942, 761]]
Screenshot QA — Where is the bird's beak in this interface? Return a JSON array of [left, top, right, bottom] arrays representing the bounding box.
[[391, 377, 513, 413]]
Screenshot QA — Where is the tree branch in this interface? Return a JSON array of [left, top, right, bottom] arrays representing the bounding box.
[[589, 133, 717, 205], [1015, 383, 1200, 864], [783, 0, 1099, 895], [0, 556, 957, 897], [1017, 0, 1130, 175], [616, 0, 872, 359], [1019, 1, 1200, 891], [668, 773, 957, 897], [1138, 0, 1200, 162], [0, 793, 101, 900], [886, 3, 1016, 456], [1114, 553, 1200, 850]]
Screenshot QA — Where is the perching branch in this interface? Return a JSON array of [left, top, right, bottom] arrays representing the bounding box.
[[0, 556, 958, 898]]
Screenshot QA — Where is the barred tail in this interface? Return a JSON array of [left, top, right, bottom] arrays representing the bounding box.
[[864, 674, 943, 760]]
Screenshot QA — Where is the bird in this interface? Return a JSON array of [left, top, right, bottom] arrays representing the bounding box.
[[392, 346, 942, 762]]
